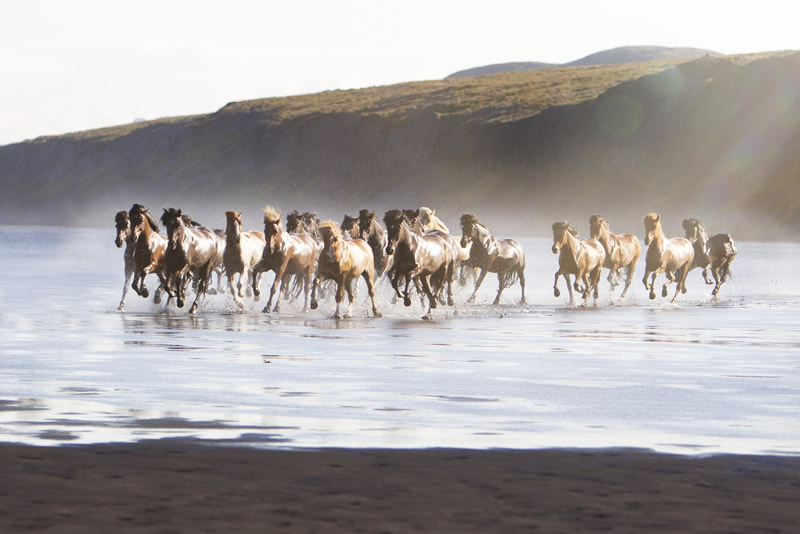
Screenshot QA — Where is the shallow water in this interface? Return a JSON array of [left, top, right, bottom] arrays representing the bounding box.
[[0, 225, 798, 455]]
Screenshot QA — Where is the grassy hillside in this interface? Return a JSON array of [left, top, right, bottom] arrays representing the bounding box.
[[1, 51, 798, 241]]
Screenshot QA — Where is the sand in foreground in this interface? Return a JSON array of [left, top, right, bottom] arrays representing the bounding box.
[[1, 440, 798, 533]]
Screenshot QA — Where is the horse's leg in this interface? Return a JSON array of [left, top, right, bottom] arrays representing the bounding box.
[[518, 267, 526, 305], [402, 274, 413, 307], [446, 262, 455, 307], [492, 272, 505, 305], [647, 271, 658, 300], [419, 275, 436, 320], [670, 264, 690, 304], [263, 263, 285, 313], [228, 271, 243, 310], [591, 267, 602, 302], [607, 263, 620, 291], [274, 272, 293, 313], [467, 268, 489, 304], [343, 278, 356, 319], [301, 269, 311, 313], [119, 260, 134, 311], [333, 278, 346, 319], [362, 270, 382, 318], [310, 276, 321, 310], [153, 273, 166, 305], [189, 263, 212, 314], [553, 270, 562, 298], [662, 270, 676, 298], [251, 264, 263, 301], [619, 263, 634, 299]]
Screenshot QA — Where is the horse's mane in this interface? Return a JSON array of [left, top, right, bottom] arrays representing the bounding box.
[[318, 221, 343, 241], [552, 221, 579, 238], [358, 208, 375, 220], [115, 210, 129, 226], [263, 205, 281, 223], [383, 209, 405, 227], [682, 218, 705, 232], [286, 210, 304, 232], [460, 213, 479, 228]]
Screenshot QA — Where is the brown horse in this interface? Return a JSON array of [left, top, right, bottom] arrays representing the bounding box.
[[252, 206, 320, 313], [223, 210, 266, 310], [161, 208, 220, 314], [461, 214, 526, 305], [589, 214, 641, 299], [551, 221, 605, 304], [682, 218, 738, 299], [114, 210, 134, 311], [356, 209, 390, 278], [384, 209, 456, 319], [129, 204, 168, 304], [310, 222, 381, 319], [642, 213, 695, 303]]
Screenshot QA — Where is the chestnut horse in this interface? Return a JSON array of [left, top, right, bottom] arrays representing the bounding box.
[[310, 222, 381, 319], [129, 204, 167, 305], [461, 214, 526, 305], [252, 206, 319, 313], [642, 213, 695, 303], [384, 209, 456, 319], [114, 210, 134, 311], [589, 214, 641, 299], [682, 218, 738, 299], [223, 210, 266, 310], [551, 221, 605, 304], [161, 208, 220, 314]]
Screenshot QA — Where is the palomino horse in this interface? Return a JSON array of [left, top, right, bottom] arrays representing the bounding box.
[[460, 214, 526, 305], [589, 214, 641, 299], [223, 210, 266, 310], [129, 204, 168, 304], [418, 207, 474, 284], [418, 207, 450, 234], [551, 221, 606, 304], [642, 213, 695, 303], [160, 208, 220, 314], [114, 209, 134, 311], [682, 218, 738, 299], [252, 206, 319, 313], [310, 222, 381, 319], [384, 209, 456, 319], [356, 209, 390, 278]]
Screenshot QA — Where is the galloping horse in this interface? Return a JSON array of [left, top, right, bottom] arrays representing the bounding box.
[[129, 204, 167, 304], [341, 214, 360, 239], [160, 208, 220, 314], [460, 214, 526, 305], [642, 213, 695, 303], [419, 206, 474, 286], [682, 218, 738, 299], [252, 206, 319, 313], [589, 214, 641, 299], [356, 209, 390, 278], [384, 209, 456, 319], [223, 210, 266, 310], [114, 209, 134, 311], [310, 222, 381, 319], [551, 221, 605, 304]]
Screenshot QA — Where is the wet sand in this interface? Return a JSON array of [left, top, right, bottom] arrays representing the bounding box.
[[2, 441, 799, 533]]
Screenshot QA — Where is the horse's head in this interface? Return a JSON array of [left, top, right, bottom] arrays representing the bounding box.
[[551, 221, 576, 254], [286, 210, 305, 234], [402, 209, 422, 234], [225, 210, 243, 241], [318, 221, 343, 262], [341, 214, 359, 238], [161, 208, 186, 249], [682, 218, 707, 244], [643, 213, 661, 245], [263, 205, 282, 233], [358, 209, 378, 238], [383, 209, 406, 255], [589, 214, 607, 240], [114, 210, 130, 248], [459, 213, 480, 248], [301, 212, 320, 237]]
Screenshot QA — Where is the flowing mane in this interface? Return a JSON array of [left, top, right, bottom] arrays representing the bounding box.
[[263, 205, 281, 224]]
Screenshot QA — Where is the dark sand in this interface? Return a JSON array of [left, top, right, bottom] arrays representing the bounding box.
[[1, 441, 798, 533]]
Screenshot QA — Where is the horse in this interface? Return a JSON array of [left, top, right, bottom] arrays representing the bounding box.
[[252, 206, 319, 313], [642, 213, 695, 303], [129, 204, 168, 305], [460, 214, 527, 305], [551, 221, 605, 304], [356, 209, 390, 278], [160, 208, 220, 314], [418, 206, 476, 287], [589, 214, 641, 299], [223, 210, 266, 310], [384, 209, 456, 319], [114, 210, 135, 311], [309, 222, 381, 319], [682, 218, 738, 299], [341, 214, 360, 238], [418, 207, 450, 234]]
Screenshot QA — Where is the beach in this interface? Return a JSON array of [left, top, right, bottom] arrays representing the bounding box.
[[2, 441, 799, 532]]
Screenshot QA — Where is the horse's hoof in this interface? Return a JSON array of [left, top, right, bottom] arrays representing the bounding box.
[[261, 306, 270, 313], [447, 298, 454, 307], [117, 304, 124, 312], [681, 287, 687, 294], [403, 297, 412, 307], [373, 311, 382, 318], [466, 296, 476, 304], [177, 299, 184, 308], [272, 307, 280, 313], [422, 313, 433, 320], [334, 313, 342, 320], [661, 287, 668, 298], [649, 292, 656, 300], [554, 288, 560, 298], [520, 298, 526, 305], [141, 288, 149, 299], [310, 301, 318, 310], [153, 294, 161, 305], [207, 289, 217, 296]]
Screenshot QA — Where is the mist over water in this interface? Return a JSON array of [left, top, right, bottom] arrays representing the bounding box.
[[0, 225, 799, 455]]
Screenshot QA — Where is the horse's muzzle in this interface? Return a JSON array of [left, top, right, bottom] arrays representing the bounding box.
[[115, 238, 123, 248], [385, 245, 393, 255], [551, 244, 559, 254]]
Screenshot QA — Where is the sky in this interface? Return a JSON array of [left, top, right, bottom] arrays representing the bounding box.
[[2, 0, 798, 146]]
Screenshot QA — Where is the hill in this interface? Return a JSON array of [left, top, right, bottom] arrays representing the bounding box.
[[0, 51, 798, 242], [446, 46, 720, 79]]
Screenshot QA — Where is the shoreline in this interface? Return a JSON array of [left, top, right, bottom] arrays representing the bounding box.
[[1, 440, 798, 532]]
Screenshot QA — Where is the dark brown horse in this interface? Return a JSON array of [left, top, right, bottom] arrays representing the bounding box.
[[252, 206, 320, 313], [642, 213, 694, 303], [589, 214, 641, 299], [461, 214, 526, 305], [682, 218, 738, 299], [114, 210, 134, 311], [223, 210, 266, 310], [129, 204, 168, 304], [551, 222, 605, 304], [161, 208, 220, 314], [384, 209, 456, 319], [356, 209, 390, 278], [310, 222, 381, 319]]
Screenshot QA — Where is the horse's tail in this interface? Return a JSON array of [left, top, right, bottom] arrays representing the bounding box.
[[500, 270, 519, 290]]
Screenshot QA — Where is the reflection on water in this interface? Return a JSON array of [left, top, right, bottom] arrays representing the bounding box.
[[0, 227, 799, 455]]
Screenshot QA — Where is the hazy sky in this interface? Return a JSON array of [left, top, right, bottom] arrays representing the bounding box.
[[2, 0, 798, 146]]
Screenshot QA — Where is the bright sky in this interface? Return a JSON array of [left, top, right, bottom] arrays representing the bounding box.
[[1, 0, 797, 146]]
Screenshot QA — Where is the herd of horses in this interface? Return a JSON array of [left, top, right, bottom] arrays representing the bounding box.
[[114, 204, 737, 318]]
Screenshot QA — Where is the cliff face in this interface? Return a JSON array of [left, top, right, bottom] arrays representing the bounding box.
[[1, 52, 798, 240]]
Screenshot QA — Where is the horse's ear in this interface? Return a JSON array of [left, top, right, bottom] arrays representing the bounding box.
[[370, 210, 375, 218], [177, 209, 182, 217], [655, 214, 660, 223], [413, 209, 420, 217]]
